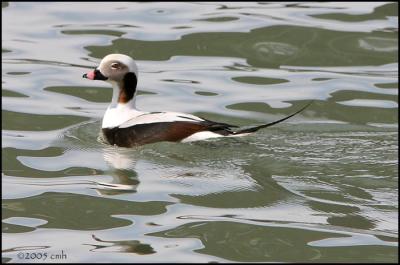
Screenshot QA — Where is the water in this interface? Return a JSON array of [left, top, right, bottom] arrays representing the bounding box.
[[2, 2, 398, 263]]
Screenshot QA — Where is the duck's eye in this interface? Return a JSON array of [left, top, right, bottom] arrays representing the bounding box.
[[111, 63, 120, 70]]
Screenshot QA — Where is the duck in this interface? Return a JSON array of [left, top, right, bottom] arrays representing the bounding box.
[[83, 54, 312, 147]]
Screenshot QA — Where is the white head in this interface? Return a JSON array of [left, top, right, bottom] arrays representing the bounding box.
[[98, 54, 138, 81], [83, 54, 139, 105]]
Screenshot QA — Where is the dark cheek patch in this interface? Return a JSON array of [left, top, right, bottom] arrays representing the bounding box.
[[118, 72, 137, 103]]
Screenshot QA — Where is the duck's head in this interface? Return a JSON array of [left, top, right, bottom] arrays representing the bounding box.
[[83, 54, 138, 104]]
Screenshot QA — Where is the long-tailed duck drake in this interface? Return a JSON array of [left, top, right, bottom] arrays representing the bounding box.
[[83, 54, 312, 148]]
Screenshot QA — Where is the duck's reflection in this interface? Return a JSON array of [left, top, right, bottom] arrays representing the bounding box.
[[94, 170, 140, 195], [102, 147, 138, 170], [96, 141, 269, 209], [94, 147, 140, 195]]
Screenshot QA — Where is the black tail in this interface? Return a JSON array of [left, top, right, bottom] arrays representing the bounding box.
[[233, 101, 313, 135]]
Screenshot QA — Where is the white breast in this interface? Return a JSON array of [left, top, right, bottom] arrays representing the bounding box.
[[102, 105, 144, 128]]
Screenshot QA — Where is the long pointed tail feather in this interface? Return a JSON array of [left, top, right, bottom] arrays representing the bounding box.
[[232, 101, 313, 135]]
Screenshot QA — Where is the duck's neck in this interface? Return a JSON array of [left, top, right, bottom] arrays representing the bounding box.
[[102, 81, 142, 128], [108, 81, 137, 108]]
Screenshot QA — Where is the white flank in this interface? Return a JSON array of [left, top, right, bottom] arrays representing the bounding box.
[[181, 131, 223, 143], [182, 131, 252, 143]]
